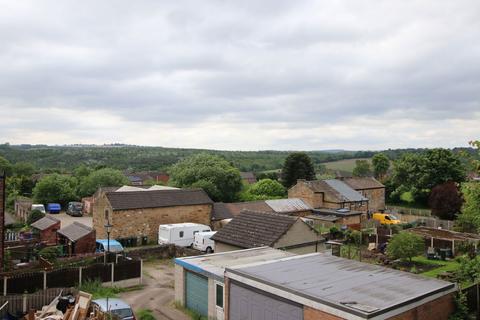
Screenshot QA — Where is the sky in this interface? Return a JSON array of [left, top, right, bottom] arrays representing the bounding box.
[[1, 1, 480, 151]]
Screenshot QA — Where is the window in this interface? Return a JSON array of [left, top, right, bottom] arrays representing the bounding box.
[[104, 210, 109, 223], [179, 231, 184, 238], [216, 284, 224, 308]]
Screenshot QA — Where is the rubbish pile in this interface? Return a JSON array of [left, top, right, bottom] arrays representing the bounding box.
[[25, 291, 93, 320]]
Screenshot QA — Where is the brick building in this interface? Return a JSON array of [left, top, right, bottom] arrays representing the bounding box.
[[289, 179, 369, 211], [93, 188, 213, 244], [212, 210, 325, 254], [57, 222, 96, 255], [341, 177, 386, 212], [224, 253, 456, 320], [31, 215, 61, 245]]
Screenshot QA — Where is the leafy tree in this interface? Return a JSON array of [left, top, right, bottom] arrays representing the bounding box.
[[73, 164, 92, 180], [27, 209, 45, 225], [386, 232, 424, 263], [281, 152, 315, 188], [255, 171, 279, 181], [0, 156, 12, 175], [77, 168, 129, 198], [12, 162, 35, 177], [170, 153, 243, 202], [391, 149, 466, 204], [352, 160, 372, 177], [239, 179, 286, 201], [371, 153, 390, 180], [428, 181, 463, 220], [455, 256, 480, 283], [455, 182, 480, 232], [33, 174, 78, 206]]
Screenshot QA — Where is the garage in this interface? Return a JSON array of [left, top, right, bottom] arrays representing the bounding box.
[[185, 271, 208, 316], [229, 281, 303, 320]]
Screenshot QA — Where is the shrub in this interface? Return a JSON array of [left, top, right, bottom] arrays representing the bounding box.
[[137, 309, 156, 320], [386, 232, 425, 263], [38, 246, 62, 261], [27, 209, 45, 225]]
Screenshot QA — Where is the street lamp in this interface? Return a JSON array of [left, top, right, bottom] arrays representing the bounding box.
[[104, 223, 113, 253]]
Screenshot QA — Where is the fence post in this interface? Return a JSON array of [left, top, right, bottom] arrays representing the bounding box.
[[111, 263, 114, 286], [79, 267, 82, 286], [3, 277, 7, 296], [43, 271, 47, 290], [22, 293, 27, 313], [140, 259, 143, 285]]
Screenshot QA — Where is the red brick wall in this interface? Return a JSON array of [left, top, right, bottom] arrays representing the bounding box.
[[40, 222, 61, 245], [388, 293, 454, 320], [73, 231, 96, 254], [304, 306, 344, 320]]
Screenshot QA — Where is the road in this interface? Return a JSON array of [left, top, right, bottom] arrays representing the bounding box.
[[119, 260, 190, 320], [46, 212, 93, 228]]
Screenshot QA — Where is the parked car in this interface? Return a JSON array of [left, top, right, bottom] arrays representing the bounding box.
[[96, 239, 124, 253], [373, 213, 401, 225], [31, 204, 46, 214], [66, 201, 83, 216], [47, 203, 61, 214], [158, 223, 211, 247], [193, 231, 217, 253], [91, 298, 135, 320]]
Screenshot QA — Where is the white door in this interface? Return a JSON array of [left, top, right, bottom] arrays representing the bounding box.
[[215, 281, 225, 320]]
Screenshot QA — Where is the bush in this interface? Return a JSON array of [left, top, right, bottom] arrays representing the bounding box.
[[386, 232, 425, 263], [27, 209, 45, 225], [137, 309, 156, 320], [449, 292, 469, 320], [77, 280, 125, 299], [38, 246, 62, 261]]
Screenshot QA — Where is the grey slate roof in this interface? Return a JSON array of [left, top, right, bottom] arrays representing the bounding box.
[[57, 222, 94, 242], [228, 253, 456, 319], [106, 189, 213, 211], [324, 179, 368, 202], [31, 215, 60, 230], [211, 210, 298, 248], [265, 198, 312, 213]]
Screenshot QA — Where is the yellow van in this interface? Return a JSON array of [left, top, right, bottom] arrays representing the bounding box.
[[372, 213, 401, 225]]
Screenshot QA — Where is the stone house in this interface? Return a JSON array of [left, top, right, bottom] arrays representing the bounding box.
[[31, 215, 61, 245], [341, 177, 385, 212], [212, 210, 325, 255], [288, 179, 369, 212], [93, 189, 213, 244], [57, 222, 96, 255]]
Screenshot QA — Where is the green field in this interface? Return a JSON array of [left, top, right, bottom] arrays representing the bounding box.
[[323, 158, 371, 173]]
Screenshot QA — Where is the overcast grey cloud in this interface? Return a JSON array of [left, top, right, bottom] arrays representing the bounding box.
[[1, 0, 479, 150]]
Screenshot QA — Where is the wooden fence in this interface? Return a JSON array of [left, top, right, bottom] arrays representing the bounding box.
[[461, 282, 480, 317], [1, 259, 142, 295], [0, 288, 78, 318], [385, 205, 431, 217]]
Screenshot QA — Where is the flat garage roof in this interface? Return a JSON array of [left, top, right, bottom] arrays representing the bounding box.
[[227, 253, 456, 319], [175, 247, 294, 281]]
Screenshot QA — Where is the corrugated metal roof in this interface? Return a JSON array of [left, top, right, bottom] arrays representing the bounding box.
[[228, 253, 455, 318], [265, 198, 312, 213], [58, 222, 94, 242], [324, 179, 368, 202]]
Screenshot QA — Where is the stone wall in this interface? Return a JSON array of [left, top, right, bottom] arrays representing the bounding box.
[[93, 194, 212, 243], [361, 187, 385, 212], [274, 219, 322, 250], [288, 182, 323, 208]]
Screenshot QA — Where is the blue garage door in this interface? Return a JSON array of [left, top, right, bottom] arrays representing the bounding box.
[[186, 271, 209, 316]]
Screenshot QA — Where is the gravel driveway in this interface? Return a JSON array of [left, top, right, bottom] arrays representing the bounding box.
[[46, 212, 93, 228], [119, 260, 190, 320]]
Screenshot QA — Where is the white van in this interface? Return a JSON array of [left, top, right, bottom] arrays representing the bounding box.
[[158, 223, 211, 247], [31, 204, 46, 214], [193, 231, 217, 253]]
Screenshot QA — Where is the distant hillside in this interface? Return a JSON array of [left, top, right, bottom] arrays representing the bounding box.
[[323, 158, 372, 173], [0, 144, 474, 173]]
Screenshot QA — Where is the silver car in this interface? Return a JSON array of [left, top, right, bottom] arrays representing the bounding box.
[[91, 298, 135, 320]]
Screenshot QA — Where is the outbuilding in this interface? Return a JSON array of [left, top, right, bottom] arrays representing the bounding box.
[[57, 222, 96, 255], [174, 247, 293, 320], [31, 215, 61, 245], [225, 253, 457, 320]]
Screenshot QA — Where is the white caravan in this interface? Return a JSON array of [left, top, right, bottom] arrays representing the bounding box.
[[193, 231, 217, 253], [158, 223, 211, 247]]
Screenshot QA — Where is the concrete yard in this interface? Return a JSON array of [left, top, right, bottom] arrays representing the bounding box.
[[119, 260, 190, 320], [46, 212, 93, 228]]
